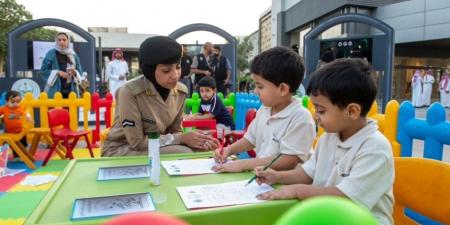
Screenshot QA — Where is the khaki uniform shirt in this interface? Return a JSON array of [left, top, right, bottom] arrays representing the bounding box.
[[102, 75, 188, 156], [302, 120, 394, 225]]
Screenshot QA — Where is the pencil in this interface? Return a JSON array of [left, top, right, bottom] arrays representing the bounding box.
[[244, 153, 283, 186]]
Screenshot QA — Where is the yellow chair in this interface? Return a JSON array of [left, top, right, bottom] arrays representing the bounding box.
[[0, 117, 36, 169], [393, 157, 450, 225]]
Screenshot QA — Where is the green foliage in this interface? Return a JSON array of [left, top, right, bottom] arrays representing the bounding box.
[[0, 0, 32, 57], [236, 36, 254, 73]]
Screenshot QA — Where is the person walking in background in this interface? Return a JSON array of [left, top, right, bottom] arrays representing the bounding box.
[[191, 42, 214, 91], [211, 45, 232, 96], [422, 69, 435, 107], [40, 32, 84, 98], [106, 48, 129, 98], [180, 45, 193, 96], [411, 69, 423, 107], [439, 72, 450, 107]]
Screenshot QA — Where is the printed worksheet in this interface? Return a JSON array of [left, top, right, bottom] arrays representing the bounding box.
[[72, 193, 155, 220], [97, 165, 149, 180], [161, 158, 218, 175], [177, 180, 274, 209]]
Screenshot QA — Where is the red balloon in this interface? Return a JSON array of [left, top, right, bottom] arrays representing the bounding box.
[[103, 212, 190, 225]]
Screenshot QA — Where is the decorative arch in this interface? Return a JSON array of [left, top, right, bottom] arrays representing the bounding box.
[[169, 23, 237, 91]]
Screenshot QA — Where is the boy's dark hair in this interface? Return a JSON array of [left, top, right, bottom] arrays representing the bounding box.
[[213, 45, 221, 51], [306, 58, 377, 117], [6, 90, 21, 101], [250, 47, 304, 93], [198, 76, 216, 89]]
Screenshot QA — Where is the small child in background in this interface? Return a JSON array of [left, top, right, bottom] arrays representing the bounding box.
[[0, 90, 33, 158], [184, 76, 235, 136]]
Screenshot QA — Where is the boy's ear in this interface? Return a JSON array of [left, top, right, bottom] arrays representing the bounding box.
[[346, 103, 362, 119], [279, 83, 290, 96]]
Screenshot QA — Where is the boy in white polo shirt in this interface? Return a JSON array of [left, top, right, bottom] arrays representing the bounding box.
[[254, 58, 394, 225], [212, 47, 316, 173]]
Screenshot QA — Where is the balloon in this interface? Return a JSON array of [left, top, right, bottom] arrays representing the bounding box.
[[274, 196, 379, 225], [103, 212, 190, 225]]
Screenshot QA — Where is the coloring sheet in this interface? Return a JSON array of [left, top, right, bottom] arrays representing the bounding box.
[[72, 193, 155, 220], [161, 158, 218, 175], [97, 165, 149, 180], [177, 180, 274, 209]]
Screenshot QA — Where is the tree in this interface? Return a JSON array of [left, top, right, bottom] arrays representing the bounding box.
[[0, 0, 32, 74], [0, 0, 58, 75], [236, 36, 254, 74]]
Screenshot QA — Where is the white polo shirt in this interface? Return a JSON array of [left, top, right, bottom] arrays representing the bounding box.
[[243, 98, 316, 162], [302, 119, 394, 225]]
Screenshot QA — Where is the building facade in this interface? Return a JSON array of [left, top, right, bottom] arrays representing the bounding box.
[[262, 0, 450, 102]]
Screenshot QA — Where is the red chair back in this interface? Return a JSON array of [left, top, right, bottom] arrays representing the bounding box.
[[47, 109, 71, 130], [244, 108, 257, 129]]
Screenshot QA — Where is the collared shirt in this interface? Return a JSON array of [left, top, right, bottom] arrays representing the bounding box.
[[243, 98, 315, 162], [302, 119, 394, 225]]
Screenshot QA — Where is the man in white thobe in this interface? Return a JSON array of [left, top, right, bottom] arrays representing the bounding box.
[[439, 73, 450, 107], [422, 70, 435, 106], [106, 48, 129, 98], [411, 70, 424, 107]]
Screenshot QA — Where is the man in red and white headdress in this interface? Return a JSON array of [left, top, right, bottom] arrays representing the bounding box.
[[106, 48, 129, 98]]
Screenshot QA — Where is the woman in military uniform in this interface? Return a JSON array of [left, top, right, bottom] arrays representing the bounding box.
[[102, 36, 219, 156]]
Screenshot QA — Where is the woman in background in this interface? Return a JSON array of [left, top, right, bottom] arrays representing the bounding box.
[[41, 32, 83, 98]]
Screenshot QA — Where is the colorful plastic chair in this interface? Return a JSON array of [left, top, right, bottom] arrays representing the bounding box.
[[0, 113, 36, 169], [103, 212, 190, 225], [393, 157, 450, 225], [225, 108, 257, 157], [43, 108, 94, 166]]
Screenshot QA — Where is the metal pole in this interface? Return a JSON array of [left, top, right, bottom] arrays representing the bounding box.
[[98, 36, 103, 97]]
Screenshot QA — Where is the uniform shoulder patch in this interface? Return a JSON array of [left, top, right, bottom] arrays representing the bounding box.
[[122, 119, 135, 128]]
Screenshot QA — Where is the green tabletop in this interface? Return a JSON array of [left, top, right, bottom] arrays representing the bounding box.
[[25, 153, 298, 225]]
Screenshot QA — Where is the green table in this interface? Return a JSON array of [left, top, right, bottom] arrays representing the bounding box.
[[25, 153, 297, 225]]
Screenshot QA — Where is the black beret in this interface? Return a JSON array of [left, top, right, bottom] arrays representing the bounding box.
[[139, 36, 182, 69]]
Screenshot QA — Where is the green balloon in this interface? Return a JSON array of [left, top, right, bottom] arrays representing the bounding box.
[[274, 196, 379, 225]]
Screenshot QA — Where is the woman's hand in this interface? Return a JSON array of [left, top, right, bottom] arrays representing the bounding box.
[[58, 71, 69, 79], [181, 130, 219, 151]]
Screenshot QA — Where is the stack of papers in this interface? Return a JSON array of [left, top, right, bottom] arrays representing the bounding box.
[[20, 174, 58, 186], [161, 158, 218, 176], [177, 180, 274, 209]]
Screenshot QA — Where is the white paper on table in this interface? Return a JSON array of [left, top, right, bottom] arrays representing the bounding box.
[[97, 165, 149, 181], [177, 180, 274, 209], [161, 158, 218, 176], [20, 174, 58, 186], [72, 192, 155, 220], [4, 168, 26, 177]]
